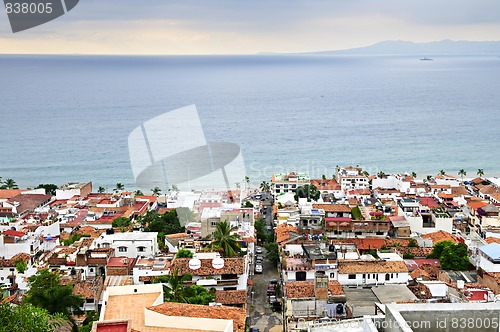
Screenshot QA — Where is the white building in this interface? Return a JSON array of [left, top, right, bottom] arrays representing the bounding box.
[[91, 231, 158, 259], [336, 166, 369, 191], [477, 243, 500, 273], [272, 172, 310, 196], [337, 260, 408, 286]]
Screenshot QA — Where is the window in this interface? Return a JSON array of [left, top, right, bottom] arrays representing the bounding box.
[[296, 271, 306, 281], [330, 273, 336, 279], [137, 246, 146, 252], [211, 221, 217, 227], [118, 246, 127, 252], [348, 274, 356, 280], [385, 274, 390, 281]]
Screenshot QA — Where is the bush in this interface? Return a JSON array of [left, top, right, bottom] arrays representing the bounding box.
[[112, 216, 131, 228], [176, 249, 194, 258]]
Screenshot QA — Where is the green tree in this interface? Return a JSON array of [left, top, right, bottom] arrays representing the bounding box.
[[151, 187, 162, 196], [36, 184, 58, 195], [426, 175, 433, 181], [440, 242, 470, 270], [254, 218, 269, 244], [15, 258, 28, 273], [183, 285, 215, 305], [411, 172, 417, 179], [171, 184, 179, 192], [116, 183, 124, 190], [351, 206, 362, 220], [439, 170, 446, 176], [1, 178, 18, 189], [377, 171, 386, 178], [144, 210, 184, 235], [25, 269, 84, 331], [112, 216, 131, 228], [264, 242, 279, 267], [134, 189, 144, 196], [408, 238, 419, 248], [260, 181, 271, 193], [97, 186, 105, 194], [154, 268, 192, 303], [477, 169, 485, 177], [210, 220, 241, 257], [0, 302, 64, 332], [176, 207, 196, 225], [427, 240, 455, 259], [294, 184, 320, 202], [458, 169, 467, 182], [176, 249, 194, 258], [244, 201, 254, 208]]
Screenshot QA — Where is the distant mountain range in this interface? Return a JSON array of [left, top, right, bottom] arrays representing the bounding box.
[[306, 40, 500, 55]]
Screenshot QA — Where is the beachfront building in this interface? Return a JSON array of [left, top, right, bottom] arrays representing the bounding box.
[[272, 172, 310, 196], [335, 166, 369, 192]]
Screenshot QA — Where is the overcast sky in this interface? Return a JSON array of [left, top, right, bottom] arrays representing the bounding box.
[[2, 0, 500, 54]]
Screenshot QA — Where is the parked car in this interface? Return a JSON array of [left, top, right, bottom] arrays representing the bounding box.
[[255, 247, 263, 254], [272, 300, 282, 312], [256, 255, 264, 262], [266, 286, 276, 296], [250, 328, 260, 332], [268, 295, 277, 304], [269, 278, 278, 285], [255, 264, 263, 274]]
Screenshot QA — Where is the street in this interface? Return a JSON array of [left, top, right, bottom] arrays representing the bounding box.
[[248, 194, 283, 332]]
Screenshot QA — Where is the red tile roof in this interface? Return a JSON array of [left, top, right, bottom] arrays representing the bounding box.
[[172, 257, 245, 276], [313, 204, 351, 213], [285, 280, 344, 299], [215, 290, 247, 305], [421, 230, 458, 244], [338, 260, 408, 274], [147, 302, 246, 332]]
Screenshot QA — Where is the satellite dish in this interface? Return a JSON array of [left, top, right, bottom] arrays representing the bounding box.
[[188, 258, 201, 270], [212, 257, 224, 269]]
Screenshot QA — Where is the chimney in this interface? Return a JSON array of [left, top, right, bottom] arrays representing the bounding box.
[[314, 272, 328, 300]]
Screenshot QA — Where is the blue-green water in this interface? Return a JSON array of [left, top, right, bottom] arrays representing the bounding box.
[[0, 54, 499, 189]]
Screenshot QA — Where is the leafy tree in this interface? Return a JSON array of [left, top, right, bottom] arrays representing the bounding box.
[[176, 207, 196, 225], [134, 189, 144, 196], [183, 285, 215, 305], [15, 258, 28, 273], [439, 170, 446, 176], [377, 171, 386, 178], [244, 201, 254, 208], [264, 242, 279, 267], [351, 206, 362, 220], [427, 240, 455, 259], [254, 218, 270, 244], [154, 268, 192, 303], [477, 169, 485, 177], [78, 311, 99, 332], [144, 210, 184, 235], [151, 186, 162, 196], [0, 178, 18, 189], [25, 269, 84, 331], [426, 175, 433, 181], [210, 220, 241, 257], [440, 242, 470, 270], [171, 184, 179, 192], [458, 169, 467, 182], [0, 302, 64, 332], [97, 186, 105, 194], [366, 249, 379, 258], [294, 184, 320, 202], [411, 172, 417, 179], [176, 249, 194, 258], [408, 238, 419, 248], [36, 184, 58, 195], [403, 252, 415, 259], [260, 181, 271, 193], [116, 183, 124, 190], [112, 216, 131, 228]]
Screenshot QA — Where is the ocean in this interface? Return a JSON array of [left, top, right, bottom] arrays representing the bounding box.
[[0, 54, 499, 191]]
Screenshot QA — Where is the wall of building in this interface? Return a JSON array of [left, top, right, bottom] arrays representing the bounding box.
[[338, 272, 408, 286]]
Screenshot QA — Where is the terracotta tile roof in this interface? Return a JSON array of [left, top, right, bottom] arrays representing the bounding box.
[[480, 186, 499, 195], [172, 257, 245, 276], [285, 280, 344, 299], [467, 200, 489, 210], [0, 189, 24, 199], [10, 252, 31, 263], [165, 233, 189, 239], [338, 260, 408, 274], [396, 247, 433, 258], [451, 186, 468, 196], [410, 268, 432, 280], [313, 203, 351, 213], [421, 230, 458, 244], [351, 238, 386, 250], [215, 290, 247, 305], [310, 179, 341, 191], [6, 194, 52, 214], [275, 224, 298, 244], [73, 276, 103, 300], [485, 237, 500, 244], [147, 302, 246, 332]]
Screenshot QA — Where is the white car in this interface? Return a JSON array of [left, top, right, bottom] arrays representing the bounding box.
[[256, 247, 263, 254], [255, 264, 263, 274]]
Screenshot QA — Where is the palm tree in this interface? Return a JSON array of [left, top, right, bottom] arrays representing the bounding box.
[[322, 174, 326, 180], [426, 175, 433, 181], [439, 170, 446, 176], [458, 169, 467, 182], [116, 183, 124, 191], [477, 169, 485, 177], [151, 187, 161, 196], [160, 268, 192, 303], [2, 178, 18, 189], [135, 189, 144, 196], [211, 220, 241, 257], [377, 171, 386, 178], [171, 184, 179, 192], [97, 186, 105, 194], [260, 181, 271, 193], [235, 182, 241, 190], [411, 172, 417, 179]]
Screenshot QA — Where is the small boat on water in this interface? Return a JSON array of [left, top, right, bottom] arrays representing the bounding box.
[[420, 57, 433, 61]]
